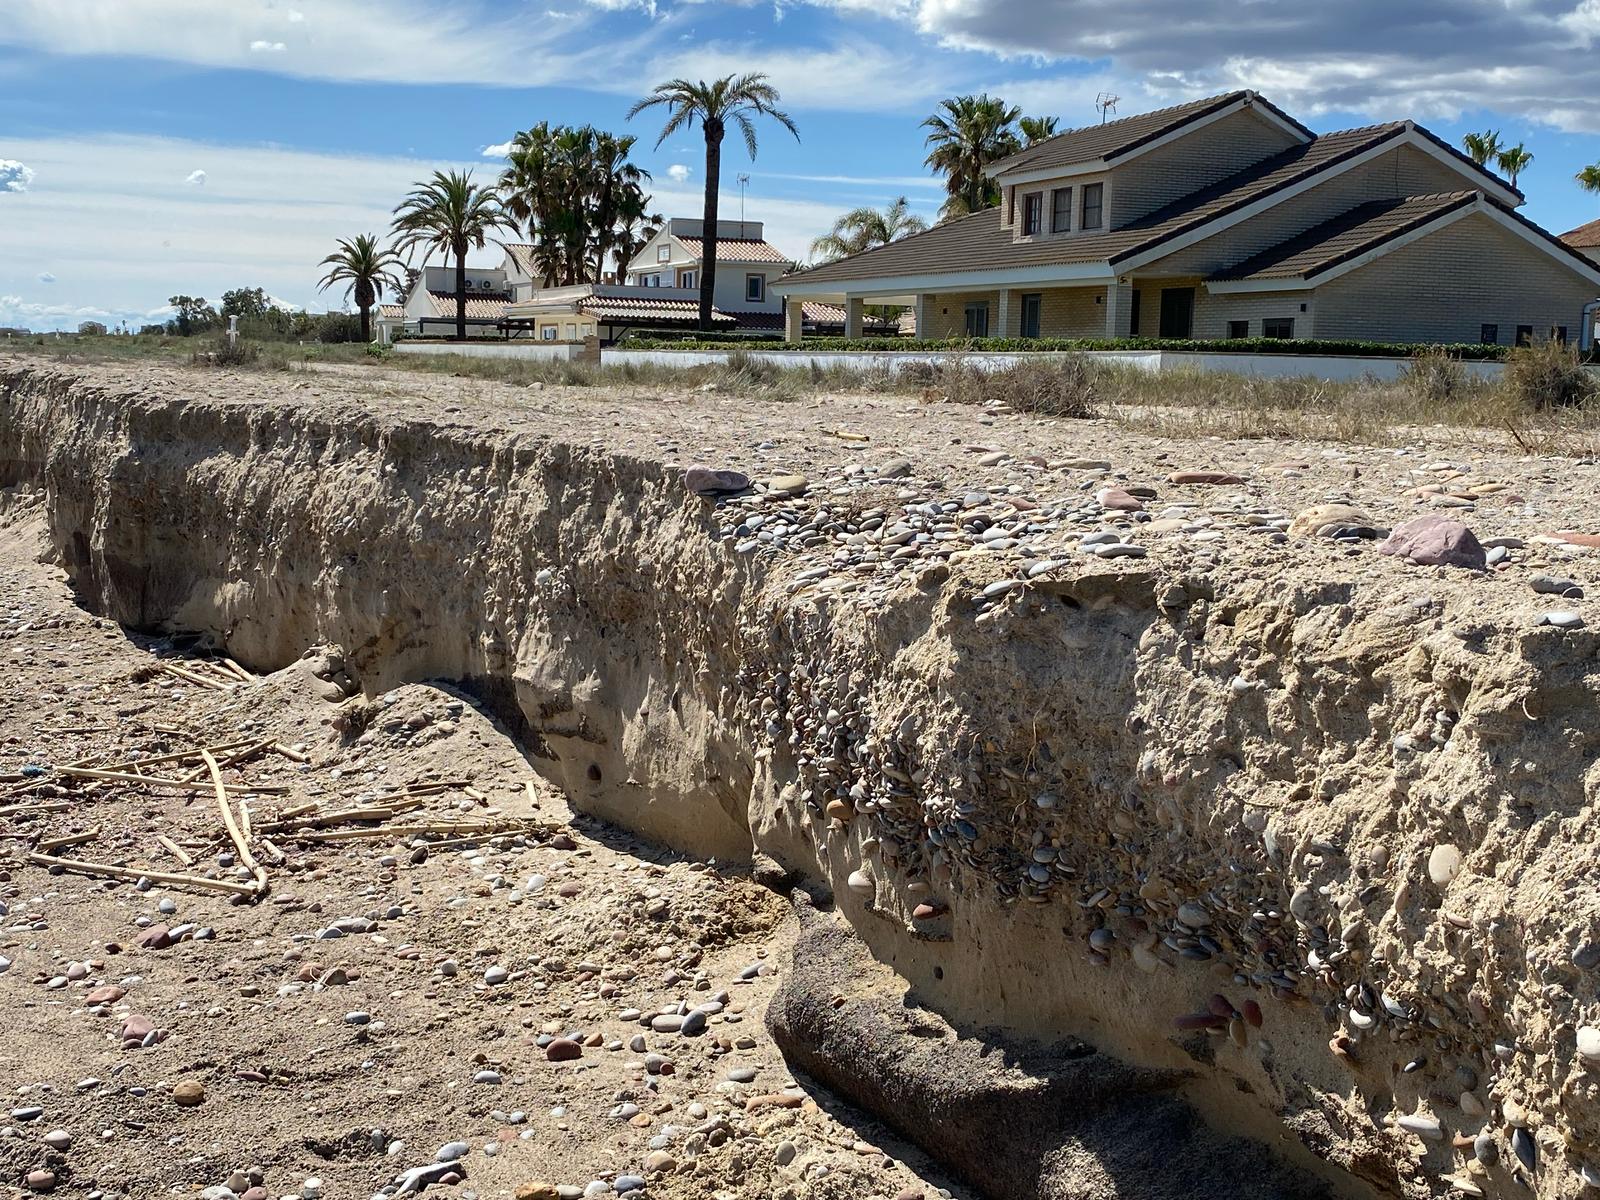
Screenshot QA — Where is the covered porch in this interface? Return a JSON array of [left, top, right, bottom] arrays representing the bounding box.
[[773, 278, 1195, 341]]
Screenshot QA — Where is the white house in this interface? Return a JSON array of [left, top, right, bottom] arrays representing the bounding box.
[[372, 262, 515, 343]]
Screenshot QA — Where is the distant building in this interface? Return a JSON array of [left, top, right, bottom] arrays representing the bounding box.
[[373, 262, 515, 343], [1563, 218, 1600, 266], [504, 218, 849, 342]]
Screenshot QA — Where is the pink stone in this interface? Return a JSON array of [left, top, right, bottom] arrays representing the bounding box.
[[1378, 515, 1486, 569], [1168, 470, 1244, 485], [1096, 487, 1144, 512]]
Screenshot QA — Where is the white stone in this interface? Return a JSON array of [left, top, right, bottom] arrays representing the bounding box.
[[1428, 844, 1463, 887]]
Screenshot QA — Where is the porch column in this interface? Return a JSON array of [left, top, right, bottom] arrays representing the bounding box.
[[844, 297, 866, 339], [912, 295, 932, 341], [1105, 280, 1135, 338], [996, 289, 1020, 338], [784, 298, 804, 342]]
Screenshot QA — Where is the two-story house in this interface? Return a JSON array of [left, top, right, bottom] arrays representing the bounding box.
[[501, 217, 849, 341], [774, 91, 1600, 347]]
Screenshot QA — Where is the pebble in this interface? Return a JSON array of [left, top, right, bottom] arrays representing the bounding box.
[[1427, 844, 1463, 886], [545, 1038, 582, 1062], [1578, 1026, 1600, 1064], [1397, 1114, 1443, 1141], [436, 1141, 470, 1163], [1542, 611, 1585, 629], [172, 1080, 206, 1107], [42, 1129, 71, 1150]]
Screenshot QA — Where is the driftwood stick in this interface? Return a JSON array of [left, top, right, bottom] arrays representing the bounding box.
[[177, 738, 275, 784], [0, 800, 73, 817], [99, 738, 256, 773], [28, 851, 257, 896], [285, 820, 545, 844], [157, 834, 195, 866], [37, 828, 100, 852], [158, 662, 233, 691], [219, 658, 256, 683], [54, 766, 289, 795], [272, 743, 309, 764], [202, 750, 267, 897]]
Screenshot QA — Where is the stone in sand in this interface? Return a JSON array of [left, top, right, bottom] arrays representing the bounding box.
[[683, 466, 750, 497], [1378, 515, 1486, 569]]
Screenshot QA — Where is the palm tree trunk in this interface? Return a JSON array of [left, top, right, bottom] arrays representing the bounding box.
[[360, 303, 372, 344], [455, 245, 468, 341], [700, 123, 722, 333]]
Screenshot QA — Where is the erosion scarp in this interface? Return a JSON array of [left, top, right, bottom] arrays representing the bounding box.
[[5, 356, 1600, 1200]]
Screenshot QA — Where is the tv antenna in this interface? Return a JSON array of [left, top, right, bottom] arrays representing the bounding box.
[[1095, 93, 1120, 123], [736, 173, 751, 223]]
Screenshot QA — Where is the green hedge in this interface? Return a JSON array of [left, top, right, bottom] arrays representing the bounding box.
[[617, 334, 1528, 361]]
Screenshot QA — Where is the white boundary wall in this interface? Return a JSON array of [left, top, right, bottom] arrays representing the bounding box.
[[394, 341, 589, 362], [603, 346, 1512, 382]]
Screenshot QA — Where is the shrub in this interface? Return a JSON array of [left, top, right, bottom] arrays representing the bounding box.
[[1503, 336, 1598, 409], [618, 334, 1519, 361], [940, 357, 1099, 419], [1399, 344, 1468, 404], [191, 337, 260, 367]]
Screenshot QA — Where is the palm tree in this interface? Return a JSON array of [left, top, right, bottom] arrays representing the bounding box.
[[1019, 115, 1059, 147], [629, 74, 799, 332], [1461, 130, 1502, 168], [390, 170, 516, 340], [587, 131, 649, 283], [611, 188, 662, 283], [1578, 164, 1600, 204], [810, 198, 929, 261], [1498, 143, 1534, 189], [316, 234, 407, 344], [923, 94, 1022, 221]]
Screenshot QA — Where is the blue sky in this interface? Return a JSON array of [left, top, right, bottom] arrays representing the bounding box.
[[2, 0, 1599, 331]]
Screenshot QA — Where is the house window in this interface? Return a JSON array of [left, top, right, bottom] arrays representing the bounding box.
[[746, 274, 765, 302], [1228, 320, 1249, 340], [1263, 318, 1295, 339], [541, 326, 557, 341], [964, 301, 990, 337], [1516, 324, 1534, 346], [1022, 192, 1043, 236], [564, 323, 577, 340], [657, 245, 670, 262], [1051, 187, 1073, 233], [1020, 293, 1042, 339], [1479, 323, 1499, 345], [679, 270, 696, 289], [1555, 326, 1569, 344], [1081, 183, 1104, 231]]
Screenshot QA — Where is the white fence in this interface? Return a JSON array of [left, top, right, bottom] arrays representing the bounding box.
[[394, 340, 593, 363], [603, 346, 1510, 382]]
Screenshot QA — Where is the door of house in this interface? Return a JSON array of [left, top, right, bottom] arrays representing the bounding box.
[[1159, 287, 1195, 338], [1020, 293, 1042, 339]]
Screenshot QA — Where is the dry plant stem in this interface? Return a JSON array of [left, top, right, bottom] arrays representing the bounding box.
[[202, 749, 268, 897], [95, 738, 256, 773], [27, 851, 258, 897], [157, 834, 195, 866], [37, 828, 100, 851]]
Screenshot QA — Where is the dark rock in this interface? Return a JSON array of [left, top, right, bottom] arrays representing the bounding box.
[[684, 466, 750, 497]]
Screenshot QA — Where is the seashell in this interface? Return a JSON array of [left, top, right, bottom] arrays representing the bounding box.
[[1207, 993, 1237, 1019], [1228, 1016, 1248, 1048], [1241, 999, 1263, 1028]]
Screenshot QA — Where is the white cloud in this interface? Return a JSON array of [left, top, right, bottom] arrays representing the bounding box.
[[666, 163, 692, 183], [185, 169, 207, 187], [249, 39, 285, 52], [908, 0, 1600, 133], [287, 9, 305, 20], [37, 272, 55, 283], [0, 132, 848, 331], [482, 141, 514, 158], [0, 160, 35, 193]]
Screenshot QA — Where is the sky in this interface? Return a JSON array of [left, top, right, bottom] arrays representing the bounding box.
[[2, 0, 1599, 332]]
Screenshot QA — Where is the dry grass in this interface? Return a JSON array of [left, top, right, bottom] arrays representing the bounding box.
[[8, 333, 1600, 456]]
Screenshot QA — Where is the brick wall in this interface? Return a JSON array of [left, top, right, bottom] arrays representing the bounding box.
[[1314, 212, 1597, 343], [1149, 145, 1466, 278], [1115, 109, 1301, 225]]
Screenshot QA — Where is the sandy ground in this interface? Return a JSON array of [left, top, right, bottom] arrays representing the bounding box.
[[0, 502, 967, 1200]]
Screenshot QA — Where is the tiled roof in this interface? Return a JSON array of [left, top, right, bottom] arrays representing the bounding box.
[[375, 304, 404, 318], [426, 291, 513, 320], [503, 243, 540, 277], [987, 91, 1313, 177], [580, 296, 737, 324], [1213, 193, 1478, 281], [676, 237, 791, 264], [728, 303, 849, 331], [791, 124, 1409, 286], [1564, 218, 1600, 248]]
